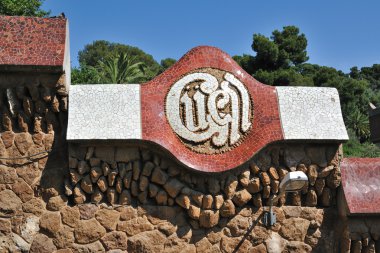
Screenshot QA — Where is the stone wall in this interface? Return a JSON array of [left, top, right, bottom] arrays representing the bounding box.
[[67, 143, 342, 229], [1, 202, 336, 252], [0, 77, 376, 252], [9, 142, 337, 253], [338, 216, 380, 253], [0, 74, 69, 252], [0, 131, 345, 253]]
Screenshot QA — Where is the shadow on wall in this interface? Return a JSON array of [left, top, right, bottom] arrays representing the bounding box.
[[39, 117, 68, 202]]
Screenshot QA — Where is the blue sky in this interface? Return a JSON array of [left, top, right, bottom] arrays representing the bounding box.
[[43, 0, 380, 72]]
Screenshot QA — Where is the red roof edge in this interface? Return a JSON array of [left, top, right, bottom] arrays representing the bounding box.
[[0, 15, 69, 72], [340, 157, 380, 215]]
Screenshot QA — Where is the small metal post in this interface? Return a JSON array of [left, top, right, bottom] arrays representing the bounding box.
[[263, 195, 278, 227]]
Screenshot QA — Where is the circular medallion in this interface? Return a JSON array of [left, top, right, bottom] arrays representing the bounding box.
[[165, 68, 254, 154]]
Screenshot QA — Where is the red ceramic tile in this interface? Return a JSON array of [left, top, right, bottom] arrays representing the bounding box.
[[0, 16, 66, 67], [141, 46, 284, 172], [341, 158, 380, 214]]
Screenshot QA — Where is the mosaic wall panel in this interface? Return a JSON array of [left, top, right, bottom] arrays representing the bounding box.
[[67, 46, 348, 173], [276, 86, 348, 140], [0, 16, 67, 67], [67, 85, 141, 140]]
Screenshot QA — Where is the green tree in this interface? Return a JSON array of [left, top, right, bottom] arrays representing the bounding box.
[[252, 34, 279, 70], [232, 54, 255, 75], [351, 64, 380, 91], [71, 66, 101, 84], [271, 26, 308, 67], [343, 129, 380, 157], [160, 58, 176, 71], [349, 66, 360, 79], [254, 68, 313, 86], [345, 109, 370, 142], [97, 53, 146, 84], [0, 0, 50, 17], [234, 26, 310, 88], [78, 40, 160, 81], [349, 64, 380, 110], [233, 25, 379, 155], [239, 25, 309, 74]]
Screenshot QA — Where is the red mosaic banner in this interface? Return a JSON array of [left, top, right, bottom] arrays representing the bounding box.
[[141, 46, 283, 172]]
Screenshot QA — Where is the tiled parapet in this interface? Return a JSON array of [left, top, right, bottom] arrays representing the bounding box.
[[0, 16, 70, 88], [276, 86, 348, 141], [67, 46, 348, 173], [0, 16, 67, 68], [68, 85, 141, 140], [340, 158, 380, 214]]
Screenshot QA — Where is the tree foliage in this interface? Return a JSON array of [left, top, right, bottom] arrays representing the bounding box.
[[160, 58, 177, 71], [246, 26, 309, 72], [346, 109, 370, 142], [254, 68, 313, 86], [232, 54, 255, 75], [252, 34, 279, 70], [77, 40, 160, 81], [0, 0, 50, 17], [343, 129, 380, 158], [233, 25, 380, 157], [351, 64, 380, 92], [271, 26, 308, 67], [97, 53, 146, 84], [71, 66, 100, 84]]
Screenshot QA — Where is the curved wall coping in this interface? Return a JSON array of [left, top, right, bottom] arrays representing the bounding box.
[[67, 46, 348, 172], [276, 86, 348, 141]]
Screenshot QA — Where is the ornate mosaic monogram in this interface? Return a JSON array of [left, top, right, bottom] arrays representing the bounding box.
[[166, 68, 254, 154]]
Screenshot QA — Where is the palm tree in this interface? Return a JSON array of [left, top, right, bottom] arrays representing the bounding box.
[[346, 109, 370, 142], [98, 52, 146, 84]]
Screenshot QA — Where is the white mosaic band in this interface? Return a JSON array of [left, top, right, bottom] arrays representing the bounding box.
[[276, 86, 349, 141], [67, 84, 348, 142], [67, 85, 142, 140]]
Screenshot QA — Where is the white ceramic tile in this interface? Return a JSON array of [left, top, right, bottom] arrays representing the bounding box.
[[67, 84, 142, 140], [276, 86, 349, 141]]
